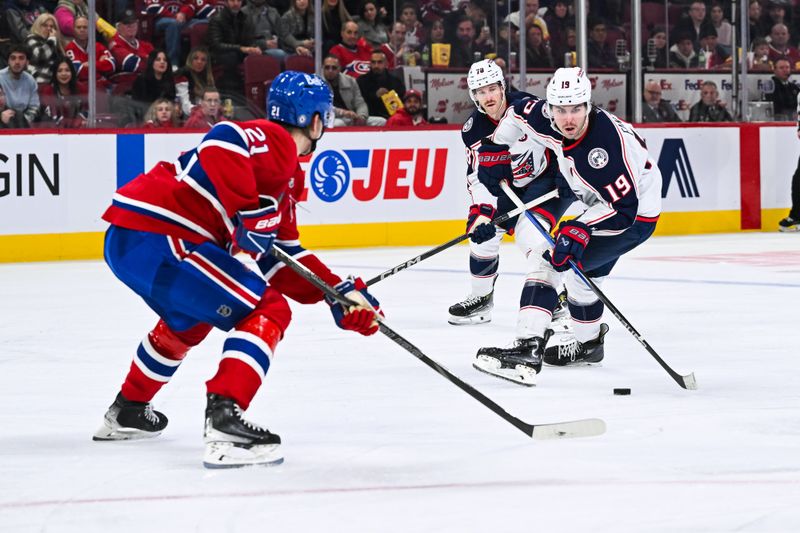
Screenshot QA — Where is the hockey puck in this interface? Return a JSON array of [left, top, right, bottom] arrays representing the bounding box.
[[613, 388, 631, 395]]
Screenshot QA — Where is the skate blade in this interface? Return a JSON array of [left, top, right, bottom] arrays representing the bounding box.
[[203, 441, 284, 469], [472, 355, 537, 386], [448, 313, 491, 326], [779, 226, 800, 233], [92, 423, 162, 441]]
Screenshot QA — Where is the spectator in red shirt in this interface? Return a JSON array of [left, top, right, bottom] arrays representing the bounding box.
[[40, 58, 87, 128], [109, 10, 155, 76], [767, 23, 800, 66], [184, 87, 224, 129], [329, 20, 372, 77], [386, 88, 427, 127], [65, 15, 116, 88]]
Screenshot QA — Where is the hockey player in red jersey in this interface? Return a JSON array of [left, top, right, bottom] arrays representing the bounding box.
[[94, 71, 383, 468]]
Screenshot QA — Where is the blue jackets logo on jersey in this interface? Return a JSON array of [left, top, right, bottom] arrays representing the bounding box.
[[657, 139, 700, 198], [309, 150, 354, 202]]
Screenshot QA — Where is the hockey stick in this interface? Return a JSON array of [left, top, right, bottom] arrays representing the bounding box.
[[365, 189, 559, 287], [500, 180, 697, 390], [270, 246, 606, 440]]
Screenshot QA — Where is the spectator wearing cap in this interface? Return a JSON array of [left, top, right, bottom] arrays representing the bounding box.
[[587, 17, 615, 69], [0, 44, 40, 125], [357, 48, 406, 118], [688, 81, 733, 122], [669, 33, 700, 68], [642, 79, 681, 123], [698, 26, 730, 68], [767, 23, 800, 65], [109, 10, 155, 76], [386, 88, 427, 127], [671, 1, 713, 49], [321, 54, 385, 127]]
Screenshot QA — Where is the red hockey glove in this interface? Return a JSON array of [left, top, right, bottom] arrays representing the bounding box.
[[547, 220, 591, 272], [466, 203, 497, 244], [326, 276, 383, 336], [477, 139, 513, 197], [233, 196, 281, 255]]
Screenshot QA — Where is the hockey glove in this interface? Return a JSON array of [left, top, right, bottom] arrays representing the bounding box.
[[477, 139, 513, 197], [233, 196, 281, 255], [466, 203, 497, 244], [546, 220, 591, 272], [326, 276, 383, 336]]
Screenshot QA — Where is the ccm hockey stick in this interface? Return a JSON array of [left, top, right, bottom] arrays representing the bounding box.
[[365, 189, 559, 287], [271, 246, 606, 440], [500, 181, 697, 390]]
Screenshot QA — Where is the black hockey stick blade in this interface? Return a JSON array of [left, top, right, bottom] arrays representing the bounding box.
[[499, 181, 697, 391], [270, 246, 605, 440], [365, 189, 558, 287]]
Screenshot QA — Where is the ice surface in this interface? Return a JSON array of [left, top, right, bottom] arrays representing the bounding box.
[[0, 233, 798, 532]]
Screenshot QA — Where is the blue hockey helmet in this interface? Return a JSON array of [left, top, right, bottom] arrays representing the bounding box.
[[267, 71, 334, 129]]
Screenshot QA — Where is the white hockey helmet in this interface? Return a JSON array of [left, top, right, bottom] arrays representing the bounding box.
[[467, 59, 506, 112], [546, 67, 592, 108]]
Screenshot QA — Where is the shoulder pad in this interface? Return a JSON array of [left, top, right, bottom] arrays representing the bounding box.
[[461, 109, 494, 147]]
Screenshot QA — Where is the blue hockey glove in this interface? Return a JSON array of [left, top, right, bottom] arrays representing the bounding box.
[[477, 139, 513, 197], [466, 203, 497, 244], [326, 276, 383, 336], [546, 220, 591, 272], [233, 196, 281, 255]]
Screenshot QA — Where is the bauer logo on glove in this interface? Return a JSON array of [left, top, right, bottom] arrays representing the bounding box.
[[326, 276, 383, 336], [547, 220, 592, 271], [476, 139, 514, 197]]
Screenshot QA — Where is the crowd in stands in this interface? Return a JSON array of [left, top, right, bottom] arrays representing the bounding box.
[[2, 0, 800, 128]]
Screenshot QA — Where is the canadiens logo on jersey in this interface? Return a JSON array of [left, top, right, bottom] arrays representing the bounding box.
[[588, 147, 609, 169]]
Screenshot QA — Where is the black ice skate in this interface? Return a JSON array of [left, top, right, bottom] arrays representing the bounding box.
[[448, 292, 493, 325], [472, 333, 550, 386], [544, 323, 609, 366], [203, 393, 283, 468], [778, 215, 800, 232], [93, 392, 168, 441]]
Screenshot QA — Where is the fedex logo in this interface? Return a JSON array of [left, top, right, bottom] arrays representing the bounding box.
[[306, 148, 448, 202]]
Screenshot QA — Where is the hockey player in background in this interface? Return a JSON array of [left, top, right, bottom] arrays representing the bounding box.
[[473, 67, 662, 385], [93, 71, 383, 468], [448, 59, 575, 373]]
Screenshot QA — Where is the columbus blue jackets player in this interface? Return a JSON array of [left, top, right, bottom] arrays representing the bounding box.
[[448, 59, 575, 342], [94, 72, 383, 468], [472, 67, 662, 385]]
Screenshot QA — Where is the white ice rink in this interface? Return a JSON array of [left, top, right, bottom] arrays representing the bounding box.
[[1, 232, 799, 532]]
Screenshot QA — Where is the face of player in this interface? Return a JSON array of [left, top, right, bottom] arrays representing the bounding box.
[[551, 103, 588, 139], [74, 17, 89, 41], [473, 83, 505, 119], [156, 102, 172, 123], [56, 62, 72, 85], [153, 52, 168, 75], [201, 91, 221, 117], [190, 51, 208, 73]]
